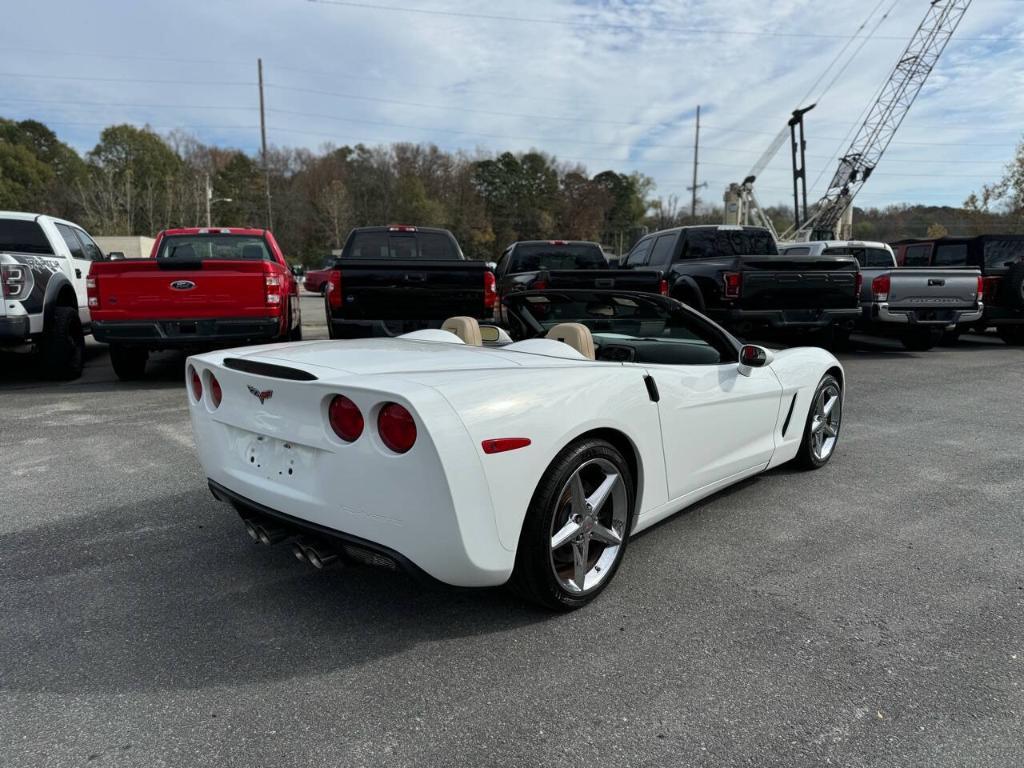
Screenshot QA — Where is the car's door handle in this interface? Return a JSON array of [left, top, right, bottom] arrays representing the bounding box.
[[75, 268, 82, 279]]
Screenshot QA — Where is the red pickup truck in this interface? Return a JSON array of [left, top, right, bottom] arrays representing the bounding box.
[[88, 227, 301, 380]]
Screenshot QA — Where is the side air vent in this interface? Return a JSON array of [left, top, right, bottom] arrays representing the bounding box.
[[780, 393, 798, 437], [223, 358, 318, 381]]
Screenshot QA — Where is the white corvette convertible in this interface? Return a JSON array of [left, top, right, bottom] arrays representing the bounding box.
[[187, 290, 844, 609]]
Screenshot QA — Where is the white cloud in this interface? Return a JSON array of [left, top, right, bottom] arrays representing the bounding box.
[[2, 0, 1022, 210]]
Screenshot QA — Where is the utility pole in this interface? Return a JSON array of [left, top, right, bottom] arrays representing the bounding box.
[[205, 173, 212, 228], [686, 105, 708, 219], [258, 58, 273, 230]]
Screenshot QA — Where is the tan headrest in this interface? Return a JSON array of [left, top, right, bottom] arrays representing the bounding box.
[[441, 316, 482, 346], [545, 323, 595, 360]]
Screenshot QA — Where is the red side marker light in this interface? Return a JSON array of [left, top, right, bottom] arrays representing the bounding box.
[[482, 437, 532, 454]]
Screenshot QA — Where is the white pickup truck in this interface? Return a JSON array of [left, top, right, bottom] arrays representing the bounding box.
[[778, 240, 983, 350], [0, 211, 106, 378]]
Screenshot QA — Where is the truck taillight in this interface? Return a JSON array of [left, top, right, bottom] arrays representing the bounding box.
[[86, 276, 98, 307], [327, 269, 343, 309], [531, 279, 548, 291], [1, 265, 30, 300], [723, 272, 742, 299], [977, 275, 985, 304], [262, 263, 283, 314], [982, 276, 1000, 302], [659, 279, 669, 296], [387, 225, 417, 232], [484, 271, 497, 310], [855, 272, 863, 297], [871, 274, 890, 302]]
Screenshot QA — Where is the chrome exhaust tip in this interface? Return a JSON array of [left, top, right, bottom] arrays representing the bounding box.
[[292, 543, 308, 562], [244, 521, 260, 542]]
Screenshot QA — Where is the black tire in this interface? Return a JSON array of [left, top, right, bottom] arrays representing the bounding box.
[[289, 322, 303, 342], [509, 438, 635, 611], [829, 327, 853, 352], [997, 325, 1024, 346], [794, 373, 843, 470], [40, 306, 85, 380], [940, 329, 961, 346], [900, 327, 941, 351], [109, 344, 148, 380]]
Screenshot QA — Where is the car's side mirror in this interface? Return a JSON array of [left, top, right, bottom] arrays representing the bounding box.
[[737, 344, 774, 376], [107, 251, 125, 261]]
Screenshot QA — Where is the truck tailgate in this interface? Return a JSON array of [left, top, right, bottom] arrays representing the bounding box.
[[336, 259, 491, 320], [544, 269, 663, 292], [888, 268, 979, 309], [91, 260, 270, 320], [739, 255, 859, 310]]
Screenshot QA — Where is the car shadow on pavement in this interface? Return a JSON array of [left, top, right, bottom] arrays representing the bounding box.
[[0, 488, 554, 695]]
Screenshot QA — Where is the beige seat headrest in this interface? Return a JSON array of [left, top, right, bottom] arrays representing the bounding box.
[[545, 323, 595, 360], [441, 316, 482, 346]]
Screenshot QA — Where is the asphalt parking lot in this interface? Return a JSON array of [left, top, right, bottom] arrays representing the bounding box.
[[2, 296, 1022, 767]]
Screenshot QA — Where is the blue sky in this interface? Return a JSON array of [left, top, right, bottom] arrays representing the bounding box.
[[3, 0, 1022, 210]]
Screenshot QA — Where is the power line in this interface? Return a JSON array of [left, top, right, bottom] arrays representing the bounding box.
[[0, 71, 252, 87], [303, 0, 1007, 42]]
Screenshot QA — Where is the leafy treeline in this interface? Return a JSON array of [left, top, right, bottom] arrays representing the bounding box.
[[2, 116, 1023, 260], [0, 117, 652, 261]]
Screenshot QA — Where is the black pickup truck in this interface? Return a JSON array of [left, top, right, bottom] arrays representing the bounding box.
[[622, 225, 861, 343], [324, 226, 496, 338], [495, 239, 665, 309]]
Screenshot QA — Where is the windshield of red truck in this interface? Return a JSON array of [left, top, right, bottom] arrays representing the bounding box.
[[508, 244, 606, 273], [157, 235, 271, 262]]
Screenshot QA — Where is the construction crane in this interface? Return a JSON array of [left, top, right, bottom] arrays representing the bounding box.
[[783, 0, 972, 241]]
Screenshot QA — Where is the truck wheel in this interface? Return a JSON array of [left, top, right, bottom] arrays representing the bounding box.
[[109, 344, 148, 380], [509, 438, 635, 611], [940, 329, 961, 346], [997, 326, 1024, 346], [40, 306, 85, 380], [901, 327, 941, 351]]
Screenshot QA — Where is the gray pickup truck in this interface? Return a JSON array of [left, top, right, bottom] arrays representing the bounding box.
[[779, 240, 983, 350]]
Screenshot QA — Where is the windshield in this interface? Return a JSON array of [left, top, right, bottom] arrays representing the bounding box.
[[0, 219, 54, 255], [508, 243, 606, 272], [157, 235, 271, 262], [983, 239, 1024, 269], [505, 290, 738, 365], [344, 231, 460, 260]]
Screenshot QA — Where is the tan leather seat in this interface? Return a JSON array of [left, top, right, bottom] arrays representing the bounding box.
[[441, 316, 482, 346], [545, 323, 595, 360]]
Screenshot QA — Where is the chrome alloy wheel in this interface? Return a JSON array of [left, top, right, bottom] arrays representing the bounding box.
[[549, 457, 628, 594], [809, 381, 842, 461]]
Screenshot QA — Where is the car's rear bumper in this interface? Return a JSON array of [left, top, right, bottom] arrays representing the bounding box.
[[208, 479, 430, 580], [93, 317, 281, 347], [716, 307, 861, 331], [863, 303, 983, 329]]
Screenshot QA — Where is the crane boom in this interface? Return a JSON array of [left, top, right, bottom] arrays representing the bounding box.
[[786, 0, 972, 241]]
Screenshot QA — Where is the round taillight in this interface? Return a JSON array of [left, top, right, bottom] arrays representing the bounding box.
[[377, 402, 416, 454], [189, 366, 203, 401], [328, 395, 364, 442], [209, 373, 222, 408]]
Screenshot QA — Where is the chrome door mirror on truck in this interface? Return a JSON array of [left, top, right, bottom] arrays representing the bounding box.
[[107, 251, 125, 261]]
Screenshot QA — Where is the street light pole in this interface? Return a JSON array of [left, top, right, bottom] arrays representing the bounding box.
[[204, 172, 232, 228]]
